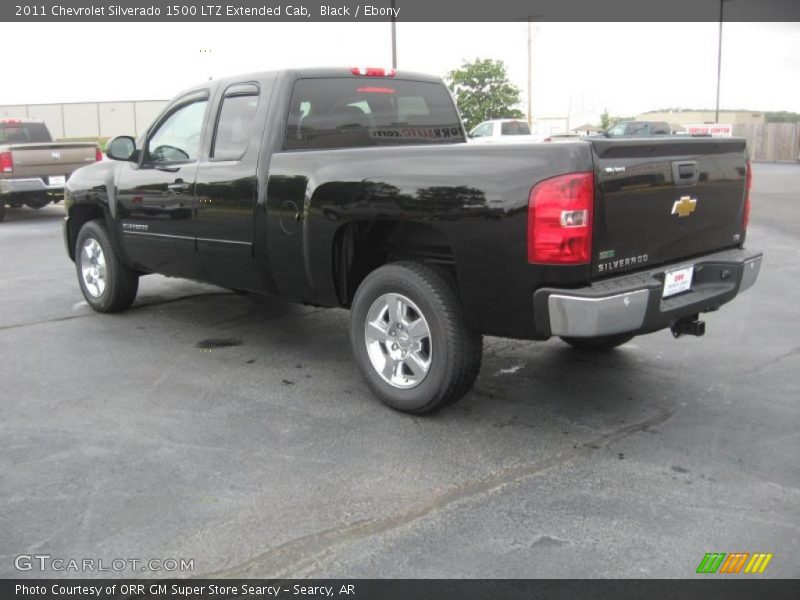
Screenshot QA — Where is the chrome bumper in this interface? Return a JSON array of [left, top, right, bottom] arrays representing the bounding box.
[[547, 289, 650, 337], [0, 177, 65, 195], [535, 249, 763, 338]]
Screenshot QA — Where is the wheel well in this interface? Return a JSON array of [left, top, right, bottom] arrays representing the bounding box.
[[66, 204, 105, 261], [332, 220, 455, 306]]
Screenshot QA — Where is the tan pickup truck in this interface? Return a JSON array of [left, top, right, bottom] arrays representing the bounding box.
[[0, 118, 100, 222]]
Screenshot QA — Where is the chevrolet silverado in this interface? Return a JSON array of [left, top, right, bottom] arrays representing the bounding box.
[[62, 68, 762, 414]]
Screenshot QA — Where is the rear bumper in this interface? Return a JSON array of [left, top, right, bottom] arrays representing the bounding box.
[[0, 177, 65, 195], [533, 248, 762, 338]]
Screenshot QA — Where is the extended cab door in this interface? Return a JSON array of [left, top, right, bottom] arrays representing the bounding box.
[[116, 92, 209, 278], [194, 81, 269, 291]]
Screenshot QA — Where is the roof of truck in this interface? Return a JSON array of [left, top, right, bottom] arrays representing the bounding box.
[[0, 118, 45, 125], [179, 67, 444, 96]]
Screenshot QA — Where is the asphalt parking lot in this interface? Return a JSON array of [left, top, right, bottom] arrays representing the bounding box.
[[1, 162, 798, 579]]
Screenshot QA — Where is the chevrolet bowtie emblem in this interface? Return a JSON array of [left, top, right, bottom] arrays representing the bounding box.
[[672, 196, 697, 218]]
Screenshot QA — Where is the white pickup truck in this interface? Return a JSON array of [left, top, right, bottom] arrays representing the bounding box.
[[467, 119, 544, 144]]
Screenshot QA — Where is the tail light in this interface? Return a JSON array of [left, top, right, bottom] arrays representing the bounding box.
[[95, 146, 103, 162], [743, 159, 752, 230], [351, 67, 396, 77], [0, 151, 12, 173], [528, 172, 594, 264]]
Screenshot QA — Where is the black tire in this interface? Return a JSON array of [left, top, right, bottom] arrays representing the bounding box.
[[0, 202, 5, 223], [560, 333, 635, 352], [75, 219, 139, 313], [349, 261, 482, 414]]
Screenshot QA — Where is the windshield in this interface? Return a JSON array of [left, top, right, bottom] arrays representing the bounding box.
[[284, 78, 465, 150]]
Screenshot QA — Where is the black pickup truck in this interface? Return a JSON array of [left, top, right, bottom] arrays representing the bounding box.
[[63, 68, 762, 414]]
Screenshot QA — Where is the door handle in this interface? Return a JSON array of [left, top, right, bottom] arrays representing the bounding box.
[[671, 161, 700, 187], [167, 180, 190, 194]]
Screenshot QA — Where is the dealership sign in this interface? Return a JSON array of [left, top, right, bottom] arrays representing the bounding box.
[[685, 124, 734, 138]]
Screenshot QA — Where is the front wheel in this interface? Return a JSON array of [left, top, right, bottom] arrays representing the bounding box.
[[75, 220, 139, 313], [560, 333, 635, 352], [350, 262, 482, 414]]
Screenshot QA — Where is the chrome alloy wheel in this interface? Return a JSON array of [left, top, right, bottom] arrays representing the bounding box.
[[80, 238, 107, 298], [364, 293, 432, 389]]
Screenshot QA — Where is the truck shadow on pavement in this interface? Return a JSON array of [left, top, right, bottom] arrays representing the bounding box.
[[1, 204, 64, 224], [132, 284, 668, 440]]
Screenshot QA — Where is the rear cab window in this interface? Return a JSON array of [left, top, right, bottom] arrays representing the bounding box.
[[501, 121, 531, 136], [284, 78, 465, 150], [0, 121, 51, 143]]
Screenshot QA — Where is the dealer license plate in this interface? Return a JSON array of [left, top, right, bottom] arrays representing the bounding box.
[[663, 265, 694, 298], [49, 175, 66, 186]]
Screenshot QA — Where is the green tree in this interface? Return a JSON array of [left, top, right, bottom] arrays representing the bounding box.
[[600, 109, 612, 131], [446, 59, 524, 132], [765, 111, 800, 123]]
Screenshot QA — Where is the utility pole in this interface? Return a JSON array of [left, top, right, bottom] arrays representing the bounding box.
[[715, 0, 726, 123], [391, 0, 397, 69], [527, 18, 533, 126], [519, 15, 542, 127]]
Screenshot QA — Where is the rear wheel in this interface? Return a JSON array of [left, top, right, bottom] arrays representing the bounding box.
[[0, 202, 5, 222], [350, 262, 482, 414], [75, 220, 139, 313], [560, 333, 635, 352]]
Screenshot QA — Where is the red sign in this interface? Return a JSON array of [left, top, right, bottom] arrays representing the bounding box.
[[684, 124, 733, 138]]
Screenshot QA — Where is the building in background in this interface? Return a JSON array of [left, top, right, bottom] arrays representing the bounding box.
[[636, 109, 766, 129], [0, 100, 168, 139], [531, 110, 602, 136]]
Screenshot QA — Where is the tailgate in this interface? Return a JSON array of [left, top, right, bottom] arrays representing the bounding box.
[[9, 143, 97, 177], [590, 137, 748, 278]]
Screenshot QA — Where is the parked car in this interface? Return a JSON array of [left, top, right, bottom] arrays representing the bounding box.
[[605, 120, 672, 137], [63, 68, 761, 414], [468, 119, 543, 143], [0, 118, 100, 222]]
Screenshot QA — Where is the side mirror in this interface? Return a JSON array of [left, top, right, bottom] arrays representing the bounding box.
[[106, 136, 137, 161]]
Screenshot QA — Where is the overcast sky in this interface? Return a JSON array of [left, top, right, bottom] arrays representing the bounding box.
[[2, 21, 798, 117]]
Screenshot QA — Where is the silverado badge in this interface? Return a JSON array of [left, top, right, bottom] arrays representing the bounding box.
[[672, 196, 697, 218]]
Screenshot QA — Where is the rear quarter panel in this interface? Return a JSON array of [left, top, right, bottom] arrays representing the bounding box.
[[266, 141, 594, 338]]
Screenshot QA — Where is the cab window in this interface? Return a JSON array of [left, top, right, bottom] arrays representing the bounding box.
[[284, 77, 465, 150], [607, 123, 626, 137], [211, 92, 260, 161], [470, 122, 493, 138], [501, 121, 530, 135], [147, 100, 207, 163]]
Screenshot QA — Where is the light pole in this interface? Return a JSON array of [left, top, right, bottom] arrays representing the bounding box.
[[527, 18, 533, 126], [391, 0, 397, 69], [518, 15, 542, 126], [715, 0, 728, 123]]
